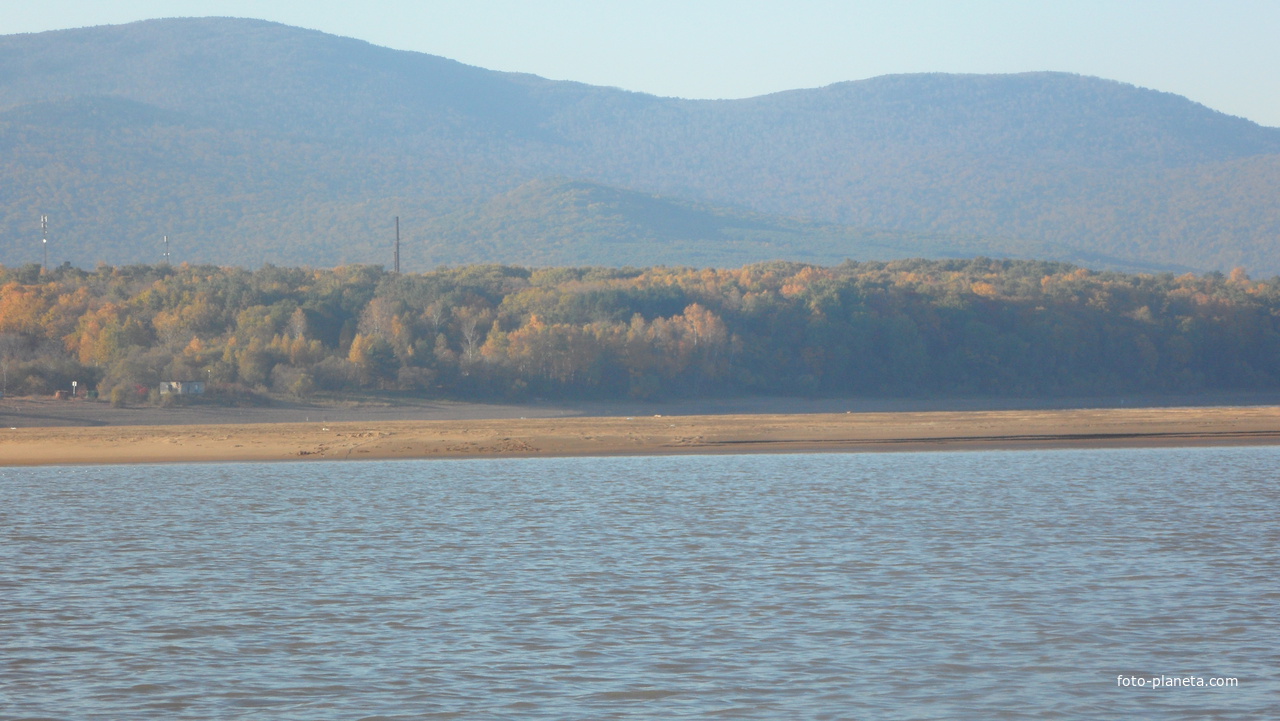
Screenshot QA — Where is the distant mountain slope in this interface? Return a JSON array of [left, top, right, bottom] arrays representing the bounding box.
[[416, 179, 1184, 271], [1, 18, 1278, 272]]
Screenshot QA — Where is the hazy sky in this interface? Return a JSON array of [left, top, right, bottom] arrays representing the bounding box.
[[4, 0, 1279, 126]]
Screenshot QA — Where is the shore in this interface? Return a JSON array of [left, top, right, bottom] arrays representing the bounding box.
[[6, 390, 1280, 428], [4, 405, 1280, 466]]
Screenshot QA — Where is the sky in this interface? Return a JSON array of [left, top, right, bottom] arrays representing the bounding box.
[[3, 0, 1280, 127]]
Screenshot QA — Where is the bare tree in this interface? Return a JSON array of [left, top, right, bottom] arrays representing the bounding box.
[[0, 333, 26, 398], [423, 301, 448, 337], [455, 307, 493, 364]]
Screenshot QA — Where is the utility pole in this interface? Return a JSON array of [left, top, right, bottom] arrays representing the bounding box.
[[394, 216, 400, 274], [41, 215, 48, 271]]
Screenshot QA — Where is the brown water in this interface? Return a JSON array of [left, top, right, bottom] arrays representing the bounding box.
[[2, 448, 1278, 719]]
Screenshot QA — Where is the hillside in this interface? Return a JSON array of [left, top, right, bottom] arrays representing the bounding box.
[[415, 179, 1182, 271], [2, 18, 1278, 272], [4, 259, 1280, 403]]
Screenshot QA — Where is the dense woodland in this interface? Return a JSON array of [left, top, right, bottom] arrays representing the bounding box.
[[1, 259, 1277, 406], [5, 19, 1280, 273]]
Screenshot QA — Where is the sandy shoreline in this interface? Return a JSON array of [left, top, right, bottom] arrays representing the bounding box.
[[4, 405, 1280, 466]]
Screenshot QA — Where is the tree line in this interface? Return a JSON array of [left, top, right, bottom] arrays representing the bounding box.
[[1, 258, 1277, 405]]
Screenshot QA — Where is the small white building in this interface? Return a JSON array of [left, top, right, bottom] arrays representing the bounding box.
[[159, 380, 205, 396]]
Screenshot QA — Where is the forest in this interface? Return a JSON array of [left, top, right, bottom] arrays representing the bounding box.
[[7, 20, 1280, 274], [1, 258, 1278, 406]]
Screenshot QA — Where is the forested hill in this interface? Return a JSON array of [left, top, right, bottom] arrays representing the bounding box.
[[2, 260, 1279, 404], [3, 18, 1279, 272]]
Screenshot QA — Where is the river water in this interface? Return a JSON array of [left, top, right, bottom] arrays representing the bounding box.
[[2, 448, 1277, 719]]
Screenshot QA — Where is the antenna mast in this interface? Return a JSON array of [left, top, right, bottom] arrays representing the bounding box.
[[163, 235, 170, 265], [394, 216, 400, 274], [41, 215, 48, 271]]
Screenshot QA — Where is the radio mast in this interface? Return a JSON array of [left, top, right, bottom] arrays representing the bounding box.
[[163, 235, 170, 265], [40, 215, 48, 271], [394, 216, 400, 274]]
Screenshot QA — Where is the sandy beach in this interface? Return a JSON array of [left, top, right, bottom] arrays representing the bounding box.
[[4, 404, 1280, 466]]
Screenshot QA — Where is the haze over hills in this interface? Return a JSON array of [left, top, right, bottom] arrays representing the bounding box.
[[1, 18, 1278, 273]]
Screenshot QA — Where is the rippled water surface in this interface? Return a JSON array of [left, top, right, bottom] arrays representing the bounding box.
[[2, 448, 1279, 719]]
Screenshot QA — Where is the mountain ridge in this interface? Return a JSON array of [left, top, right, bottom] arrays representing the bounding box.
[[2, 18, 1278, 272]]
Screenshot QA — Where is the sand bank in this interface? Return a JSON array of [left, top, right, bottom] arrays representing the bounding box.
[[4, 405, 1280, 467]]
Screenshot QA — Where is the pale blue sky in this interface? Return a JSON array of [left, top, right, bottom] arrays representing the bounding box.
[[4, 0, 1279, 126]]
